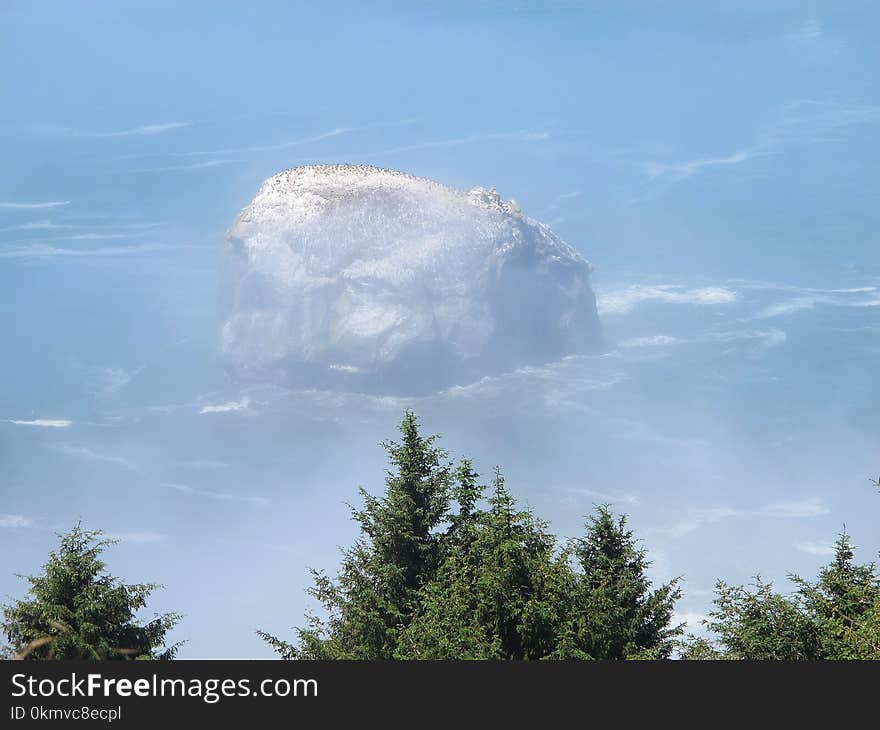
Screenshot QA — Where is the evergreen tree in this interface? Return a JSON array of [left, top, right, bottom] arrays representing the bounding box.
[[263, 411, 681, 660], [684, 578, 816, 660], [1, 525, 181, 660], [446, 457, 482, 542], [398, 468, 565, 659], [795, 533, 880, 659], [552, 507, 682, 659], [259, 411, 452, 659], [683, 533, 880, 660]]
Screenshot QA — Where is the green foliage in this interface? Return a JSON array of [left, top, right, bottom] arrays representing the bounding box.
[[261, 411, 681, 660], [552, 507, 682, 659], [681, 533, 880, 660], [398, 469, 567, 659], [1, 525, 181, 660], [795, 533, 880, 659], [259, 411, 452, 659], [683, 578, 816, 660]]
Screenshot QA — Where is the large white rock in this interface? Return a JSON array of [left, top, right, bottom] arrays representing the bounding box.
[[221, 165, 601, 393]]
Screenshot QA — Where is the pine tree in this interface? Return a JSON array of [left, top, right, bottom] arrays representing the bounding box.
[[397, 467, 566, 659], [261, 412, 682, 660], [686, 578, 816, 660], [1, 525, 181, 660], [796, 533, 880, 659], [553, 506, 682, 659], [446, 457, 481, 542], [392, 458, 493, 659], [259, 411, 451, 659], [683, 533, 880, 660]]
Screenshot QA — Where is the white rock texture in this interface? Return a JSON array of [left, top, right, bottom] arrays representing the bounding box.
[[221, 165, 601, 393]]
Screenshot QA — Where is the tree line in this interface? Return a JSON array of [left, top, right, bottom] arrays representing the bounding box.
[[3, 412, 878, 660]]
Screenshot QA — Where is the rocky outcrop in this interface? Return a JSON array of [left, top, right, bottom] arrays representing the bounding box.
[[221, 164, 601, 393]]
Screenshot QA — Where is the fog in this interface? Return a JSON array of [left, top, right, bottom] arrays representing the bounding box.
[[1, 2, 878, 657]]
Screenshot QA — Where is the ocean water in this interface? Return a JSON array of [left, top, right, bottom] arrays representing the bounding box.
[[1, 1, 878, 656], [2, 251, 876, 656]]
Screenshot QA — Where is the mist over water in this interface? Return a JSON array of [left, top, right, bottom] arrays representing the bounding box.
[[2, 2, 878, 657], [4, 254, 875, 656]]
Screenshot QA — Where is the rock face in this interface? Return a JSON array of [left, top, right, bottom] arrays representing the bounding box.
[[221, 165, 601, 393]]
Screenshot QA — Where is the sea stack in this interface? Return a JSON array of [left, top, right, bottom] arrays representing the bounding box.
[[221, 164, 602, 393]]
